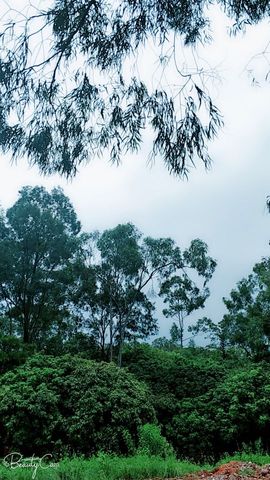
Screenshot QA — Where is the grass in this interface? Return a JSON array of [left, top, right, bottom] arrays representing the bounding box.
[[1, 452, 270, 480], [0, 454, 204, 480], [216, 452, 270, 466]]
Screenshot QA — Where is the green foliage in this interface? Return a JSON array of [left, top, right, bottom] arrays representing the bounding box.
[[159, 239, 216, 346], [218, 452, 270, 467], [0, 335, 35, 373], [0, 1, 229, 177], [0, 188, 215, 363], [211, 366, 270, 449], [188, 316, 228, 357], [191, 257, 270, 360], [122, 344, 224, 457], [123, 343, 228, 402], [167, 364, 270, 460], [137, 423, 174, 458], [74, 223, 215, 364], [0, 454, 203, 480], [2, 339, 270, 462], [152, 336, 178, 351], [0, 355, 155, 457], [0, 186, 82, 346], [170, 322, 182, 344], [122, 343, 270, 461], [220, 258, 270, 359], [3, 453, 270, 480], [75, 223, 159, 365]]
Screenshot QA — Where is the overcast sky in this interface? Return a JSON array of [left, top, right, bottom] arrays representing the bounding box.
[[1, 3, 270, 341]]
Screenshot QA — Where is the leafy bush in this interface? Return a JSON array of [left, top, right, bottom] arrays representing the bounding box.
[[122, 344, 229, 457], [0, 354, 155, 457], [0, 335, 35, 373], [168, 364, 270, 461], [137, 423, 174, 458], [122, 344, 270, 461]]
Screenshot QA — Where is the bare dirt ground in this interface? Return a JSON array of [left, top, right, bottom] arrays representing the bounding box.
[[182, 461, 270, 480]]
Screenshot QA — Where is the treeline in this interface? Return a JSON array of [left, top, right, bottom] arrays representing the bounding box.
[[0, 185, 215, 366], [2, 186, 270, 462]]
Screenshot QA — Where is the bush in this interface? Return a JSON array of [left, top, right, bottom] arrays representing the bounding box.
[[0, 354, 155, 457], [168, 365, 270, 461], [137, 423, 174, 458], [122, 344, 265, 461], [0, 335, 35, 373]]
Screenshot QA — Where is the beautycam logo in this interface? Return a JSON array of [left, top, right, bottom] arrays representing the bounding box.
[[3, 452, 59, 479]]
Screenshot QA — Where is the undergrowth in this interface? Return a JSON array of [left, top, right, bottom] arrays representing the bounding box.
[[1, 452, 270, 480]]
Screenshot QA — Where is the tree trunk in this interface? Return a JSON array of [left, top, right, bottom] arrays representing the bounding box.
[[109, 295, 113, 362], [23, 319, 30, 343], [118, 342, 122, 368], [180, 327, 183, 348], [178, 312, 184, 348], [220, 335, 226, 359], [117, 315, 123, 368], [8, 314, 13, 336], [100, 323, 106, 360]]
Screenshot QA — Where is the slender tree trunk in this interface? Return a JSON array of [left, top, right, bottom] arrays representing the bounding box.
[[109, 295, 113, 362], [8, 314, 13, 336], [180, 328, 183, 348], [220, 335, 226, 359], [118, 315, 123, 368], [101, 317, 109, 361], [100, 329, 105, 360], [178, 312, 184, 348], [118, 342, 123, 368], [23, 317, 30, 343]]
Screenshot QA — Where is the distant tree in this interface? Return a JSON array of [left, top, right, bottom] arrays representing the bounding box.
[[75, 224, 216, 365], [0, 186, 82, 345], [221, 261, 270, 359], [192, 257, 270, 359], [160, 239, 216, 347], [65, 248, 109, 358], [88, 224, 160, 366], [188, 316, 228, 357], [170, 322, 182, 344], [3, 0, 269, 177], [152, 336, 175, 351]]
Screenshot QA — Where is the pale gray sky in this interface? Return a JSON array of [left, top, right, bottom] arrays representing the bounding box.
[[1, 3, 270, 341]]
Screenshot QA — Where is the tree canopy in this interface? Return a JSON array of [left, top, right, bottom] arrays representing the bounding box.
[[190, 256, 270, 360], [0, 187, 216, 363], [0, 185, 82, 344], [72, 224, 216, 365], [0, 0, 268, 177]]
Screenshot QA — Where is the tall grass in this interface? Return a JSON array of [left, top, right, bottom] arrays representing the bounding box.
[[217, 452, 270, 466], [1, 452, 270, 480], [0, 454, 202, 480]]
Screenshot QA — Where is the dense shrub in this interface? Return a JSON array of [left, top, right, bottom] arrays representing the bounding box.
[[211, 366, 270, 453], [137, 423, 174, 458], [122, 344, 228, 430], [122, 344, 270, 461], [0, 335, 35, 373], [168, 365, 270, 461], [0, 354, 155, 456], [123, 344, 230, 401], [2, 344, 270, 462]]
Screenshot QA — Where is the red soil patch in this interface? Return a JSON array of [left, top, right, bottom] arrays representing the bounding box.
[[182, 461, 270, 480]]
